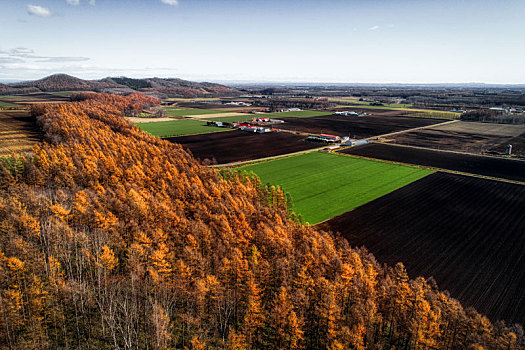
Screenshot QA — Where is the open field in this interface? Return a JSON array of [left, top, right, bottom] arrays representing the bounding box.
[[333, 101, 460, 119], [318, 172, 525, 325], [165, 97, 222, 102], [126, 117, 180, 123], [46, 91, 79, 96], [340, 143, 525, 182], [0, 101, 19, 107], [277, 115, 447, 138], [204, 115, 255, 123], [388, 121, 525, 155], [239, 152, 433, 224], [189, 112, 249, 119], [161, 107, 233, 117], [491, 132, 525, 158], [166, 130, 320, 164], [203, 110, 331, 124], [265, 110, 331, 118], [0, 93, 71, 104], [136, 119, 228, 137], [0, 110, 41, 156]]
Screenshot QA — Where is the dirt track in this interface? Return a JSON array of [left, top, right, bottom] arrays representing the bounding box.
[[318, 172, 525, 325]]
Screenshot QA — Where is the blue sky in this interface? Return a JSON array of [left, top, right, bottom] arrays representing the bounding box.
[[1, 0, 524, 83]]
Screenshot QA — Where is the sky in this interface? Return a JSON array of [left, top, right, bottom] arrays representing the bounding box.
[[0, 0, 524, 84]]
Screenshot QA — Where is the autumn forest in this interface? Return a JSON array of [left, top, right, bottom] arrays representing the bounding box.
[[0, 93, 523, 349]]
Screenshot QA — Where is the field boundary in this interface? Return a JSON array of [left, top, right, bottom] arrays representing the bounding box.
[[366, 141, 525, 162], [211, 146, 327, 168], [366, 119, 458, 141], [336, 147, 525, 186]]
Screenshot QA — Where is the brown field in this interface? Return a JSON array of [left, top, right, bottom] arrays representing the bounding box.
[[174, 102, 262, 112], [339, 143, 525, 182], [166, 130, 320, 164], [276, 114, 447, 138], [389, 121, 525, 155], [332, 106, 416, 117], [0, 110, 41, 156], [0, 93, 71, 105], [190, 112, 250, 119], [318, 172, 525, 325], [491, 132, 525, 158]]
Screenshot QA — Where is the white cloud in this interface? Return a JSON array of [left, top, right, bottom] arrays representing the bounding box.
[[369, 25, 380, 31], [37, 57, 90, 62], [0, 47, 90, 67], [88, 0, 96, 5], [161, 0, 179, 5], [66, 0, 80, 5], [27, 4, 52, 17], [10, 47, 35, 56]]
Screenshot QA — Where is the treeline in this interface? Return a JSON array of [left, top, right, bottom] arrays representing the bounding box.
[[461, 109, 525, 124], [0, 93, 523, 349], [252, 98, 335, 111]]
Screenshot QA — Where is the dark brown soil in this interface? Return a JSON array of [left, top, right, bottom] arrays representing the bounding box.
[[317, 172, 525, 325], [166, 130, 320, 164], [276, 115, 446, 138], [389, 129, 513, 154], [491, 132, 525, 158], [339, 143, 525, 182]]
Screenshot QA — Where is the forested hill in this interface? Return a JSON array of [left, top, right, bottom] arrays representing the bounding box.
[[2, 74, 240, 98], [0, 93, 522, 349]]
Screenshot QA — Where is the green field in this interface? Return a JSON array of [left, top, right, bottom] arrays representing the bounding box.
[[204, 110, 330, 123], [0, 101, 19, 107], [205, 114, 254, 123], [161, 107, 232, 117], [266, 110, 330, 118], [403, 111, 461, 119], [136, 119, 229, 137], [47, 91, 78, 96], [239, 152, 433, 224], [164, 97, 222, 102]]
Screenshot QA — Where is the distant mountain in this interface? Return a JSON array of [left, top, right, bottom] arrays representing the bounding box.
[[1, 74, 240, 97]]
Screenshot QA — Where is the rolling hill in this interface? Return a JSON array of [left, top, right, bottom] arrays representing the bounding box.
[[1, 73, 240, 98]]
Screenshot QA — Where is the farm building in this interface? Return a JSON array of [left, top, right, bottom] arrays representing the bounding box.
[[334, 111, 358, 117], [207, 121, 231, 128], [307, 134, 341, 143], [334, 111, 365, 117], [342, 139, 370, 147], [207, 121, 224, 127], [236, 123, 273, 133], [253, 117, 270, 123], [225, 101, 251, 107]]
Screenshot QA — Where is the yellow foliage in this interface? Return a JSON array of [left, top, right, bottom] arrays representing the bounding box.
[[50, 203, 71, 221], [190, 336, 206, 350], [6, 256, 25, 272], [98, 245, 118, 271], [94, 210, 118, 230], [20, 213, 41, 237]]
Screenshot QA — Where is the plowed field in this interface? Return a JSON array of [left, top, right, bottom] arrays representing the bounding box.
[[339, 143, 525, 182], [318, 172, 525, 325], [166, 130, 320, 164], [276, 115, 447, 138]]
